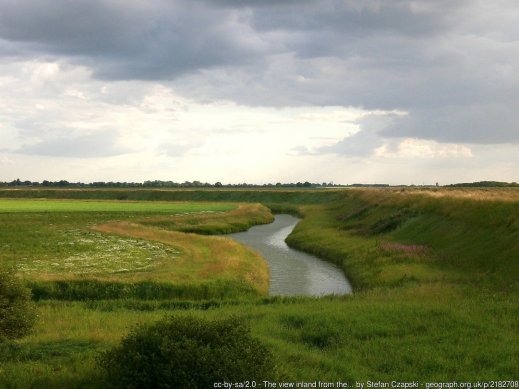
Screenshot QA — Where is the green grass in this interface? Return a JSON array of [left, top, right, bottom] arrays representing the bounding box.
[[0, 200, 271, 298], [287, 189, 519, 292], [1, 292, 517, 387], [140, 203, 274, 234], [27, 279, 259, 301], [0, 198, 234, 213], [1, 188, 518, 386]]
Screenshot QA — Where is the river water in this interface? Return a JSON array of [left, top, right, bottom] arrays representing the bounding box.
[[229, 214, 352, 296]]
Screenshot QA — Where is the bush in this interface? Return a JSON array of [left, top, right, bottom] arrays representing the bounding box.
[[99, 315, 275, 388], [0, 266, 36, 341]]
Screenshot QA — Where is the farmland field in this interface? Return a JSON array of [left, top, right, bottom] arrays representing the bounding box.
[[0, 188, 518, 387], [0, 198, 235, 213]]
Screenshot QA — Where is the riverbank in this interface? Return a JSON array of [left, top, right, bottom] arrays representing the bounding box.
[[0, 188, 518, 386], [286, 189, 519, 293], [230, 214, 351, 296]]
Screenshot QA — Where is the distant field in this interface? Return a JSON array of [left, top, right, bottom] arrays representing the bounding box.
[[0, 199, 235, 213]]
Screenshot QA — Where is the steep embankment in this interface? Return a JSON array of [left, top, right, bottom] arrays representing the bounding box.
[[286, 189, 519, 293]]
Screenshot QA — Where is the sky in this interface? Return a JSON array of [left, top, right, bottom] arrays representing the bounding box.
[[0, 0, 518, 185]]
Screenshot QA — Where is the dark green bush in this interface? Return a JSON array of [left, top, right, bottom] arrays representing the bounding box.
[[0, 266, 36, 341], [99, 315, 275, 388]]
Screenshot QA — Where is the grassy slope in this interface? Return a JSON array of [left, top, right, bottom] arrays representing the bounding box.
[[1, 188, 518, 386], [287, 189, 519, 292], [0, 201, 272, 300], [139, 202, 274, 234], [92, 218, 269, 293]]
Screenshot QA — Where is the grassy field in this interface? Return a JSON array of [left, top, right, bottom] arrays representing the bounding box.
[[0, 188, 518, 387], [0, 198, 235, 213], [0, 200, 271, 299]]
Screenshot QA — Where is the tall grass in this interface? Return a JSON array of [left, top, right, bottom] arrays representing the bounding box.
[[286, 189, 519, 292], [28, 279, 259, 301], [1, 293, 517, 387]]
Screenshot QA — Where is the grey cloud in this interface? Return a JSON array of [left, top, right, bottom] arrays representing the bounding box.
[[318, 115, 396, 157], [249, 0, 466, 37], [14, 130, 129, 158], [0, 0, 266, 80], [1, 0, 518, 146], [382, 105, 519, 144], [0, 39, 27, 57], [319, 130, 383, 157], [176, 1, 519, 145]]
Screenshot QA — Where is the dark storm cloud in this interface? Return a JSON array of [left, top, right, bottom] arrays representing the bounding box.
[[0, 0, 266, 80], [1, 0, 518, 146], [14, 131, 129, 158], [249, 0, 462, 37], [382, 105, 519, 144]]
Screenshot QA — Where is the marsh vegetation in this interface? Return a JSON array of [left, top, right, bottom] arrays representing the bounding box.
[[0, 188, 517, 387]]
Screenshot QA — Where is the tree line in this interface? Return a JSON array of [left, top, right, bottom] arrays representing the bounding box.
[[0, 179, 344, 188], [447, 181, 519, 187]]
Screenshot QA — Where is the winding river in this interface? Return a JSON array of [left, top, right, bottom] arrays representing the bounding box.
[[229, 214, 352, 296]]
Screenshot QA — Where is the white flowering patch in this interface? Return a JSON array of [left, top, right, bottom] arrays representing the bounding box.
[[17, 229, 179, 275]]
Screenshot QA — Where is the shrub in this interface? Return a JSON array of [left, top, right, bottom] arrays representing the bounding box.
[[99, 315, 275, 388], [0, 266, 36, 341]]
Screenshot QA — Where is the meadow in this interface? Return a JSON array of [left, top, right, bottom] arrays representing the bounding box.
[[0, 188, 518, 387], [0, 199, 235, 213]]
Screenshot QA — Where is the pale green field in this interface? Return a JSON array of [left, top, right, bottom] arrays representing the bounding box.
[[0, 199, 234, 213]]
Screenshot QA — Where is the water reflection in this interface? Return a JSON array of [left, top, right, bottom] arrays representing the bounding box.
[[229, 214, 352, 296]]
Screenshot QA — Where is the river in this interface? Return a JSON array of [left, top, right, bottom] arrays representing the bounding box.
[[229, 214, 352, 296]]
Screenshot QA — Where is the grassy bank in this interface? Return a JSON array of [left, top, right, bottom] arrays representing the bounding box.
[[0, 200, 272, 299], [1, 188, 518, 386], [286, 189, 519, 292], [139, 203, 274, 234]]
